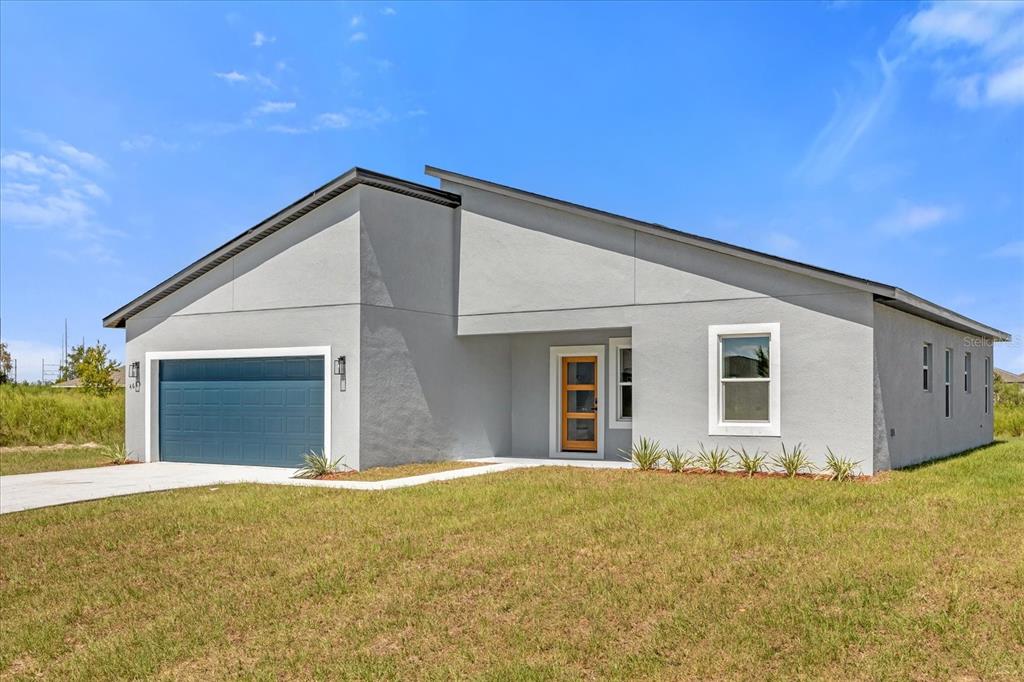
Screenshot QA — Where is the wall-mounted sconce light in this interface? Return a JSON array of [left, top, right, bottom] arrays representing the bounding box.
[[128, 361, 141, 392], [333, 355, 346, 392]]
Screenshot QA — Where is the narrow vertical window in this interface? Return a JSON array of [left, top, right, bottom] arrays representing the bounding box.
[[944, 348, 952, 418], [922, 343, 932, 391], [984, 357, 990, 414], [964, 352, 971, 393], [608, 337, 632, 429]]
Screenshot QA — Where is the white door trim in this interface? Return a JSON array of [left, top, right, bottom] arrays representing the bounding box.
[[549, 344, 606, 459], [144, 346, 332, 464]]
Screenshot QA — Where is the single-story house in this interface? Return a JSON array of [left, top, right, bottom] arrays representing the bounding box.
[[994, 368, 1024, 384], [103, 166, 1010, 474], [53, 366, 126, 389]]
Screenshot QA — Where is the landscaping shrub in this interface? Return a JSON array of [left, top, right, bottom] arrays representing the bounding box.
[[104, 443, 132, 465], [623, 437, 664, 470], [663, 446, 695, 473], [771, 442, 814, 477], [0, 384, 124, 447], [695, 443, 731, 473], [731, 445, 766, 477], [823, 447, 861, 482], [294, 449, 346, 478]]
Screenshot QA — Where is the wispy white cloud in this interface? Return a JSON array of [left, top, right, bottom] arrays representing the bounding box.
[[874, 202, 958, 236], [23, 131, 107, 172], [381, 7, 397, 16], [252, 100, 296, 115], [266, 106, 403, 135], [371, 58, 393, 73], [350, 15, 363, 28], [314, 112, 352, 129], [213, 70, 276, 90], [0, 135, 120, 261], [794, 50, 898, 184], [214, 70, 248, 83], [989, 240, 1024, 259], [251, 31, 275, 47], [119, 134, 178, 152], [904, 1, 1024, 109], [349, 31, 368, 43]]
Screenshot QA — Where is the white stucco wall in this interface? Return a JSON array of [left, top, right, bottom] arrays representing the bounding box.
[[873, 303, 994, 469]]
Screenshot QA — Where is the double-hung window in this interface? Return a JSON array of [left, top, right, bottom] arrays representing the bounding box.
[[608, 337, 632, 429], [964, 352, 972, 393], [922, 343, 932, 391], [708, 323, 780, 436], [944, 348, 952, 418]]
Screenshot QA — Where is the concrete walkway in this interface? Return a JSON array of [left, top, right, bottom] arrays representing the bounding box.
[[0, 458, 633, 514]]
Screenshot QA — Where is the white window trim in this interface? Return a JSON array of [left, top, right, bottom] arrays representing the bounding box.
[[143, 346, 332, 464], [608, 337, 632, 429], [984, 356, 991, 414], [944, 348, 952, 419], [923, 343, 932, 392], [707, 323, 781, 437], [549, 345, 605, 459], [964, 352, 972, 394]]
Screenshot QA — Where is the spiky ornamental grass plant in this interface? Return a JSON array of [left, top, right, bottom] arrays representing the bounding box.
[[663, 446, 696, 473], [621, 437, 664, 471], [695, 442, 731, 473], [294, 449, 347, 479], [771, 441, 813, 478], [103, 443, 131, 465], [823, 447, 862, 482], [731, 445, 767, 477]]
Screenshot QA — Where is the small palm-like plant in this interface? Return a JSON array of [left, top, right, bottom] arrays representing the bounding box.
[[695, 442, 731, 473], [664, 446, 696, 473], [621, 437, 664, 471], [731, 445, 766, 477], [104, 443, 131, 465], [771, 441, 813, 478], [294, 449, 346, 479], [823, 447, 861, 482]]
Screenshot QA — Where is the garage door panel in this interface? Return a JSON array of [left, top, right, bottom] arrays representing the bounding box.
[[159, 356, 324, 468]]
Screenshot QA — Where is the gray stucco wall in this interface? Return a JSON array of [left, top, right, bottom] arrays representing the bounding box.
[[445, 180, 877, 473], [356, 185, 512, 468], [508, 329, 633, 460], [123, 189, 362, 466], [873, 303, 993, 469]]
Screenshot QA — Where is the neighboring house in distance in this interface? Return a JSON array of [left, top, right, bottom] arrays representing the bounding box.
[[994, 368, 1024, 384], [102, 166, 1010, 473], [53, 366, 126, 389]]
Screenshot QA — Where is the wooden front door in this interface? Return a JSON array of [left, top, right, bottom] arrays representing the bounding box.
[[561, 355, 598, 452]]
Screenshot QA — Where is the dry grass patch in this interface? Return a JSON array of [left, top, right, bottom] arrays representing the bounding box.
[[1, 440, 1022, 680]]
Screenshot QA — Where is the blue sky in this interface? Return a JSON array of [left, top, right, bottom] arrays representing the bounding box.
[[1, 1, 1022, 380]]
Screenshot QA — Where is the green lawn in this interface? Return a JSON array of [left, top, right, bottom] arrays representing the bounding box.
[[0, 447, 112, 476], [1, 441, 1022, 680], [336, 460, 484, 481]]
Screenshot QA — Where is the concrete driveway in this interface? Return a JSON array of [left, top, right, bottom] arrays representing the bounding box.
[[0, 462, 303, 514], [0, 458, 631, 515]]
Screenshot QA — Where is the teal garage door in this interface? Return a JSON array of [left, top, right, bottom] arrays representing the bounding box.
[[159, 356, 324, 468]]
